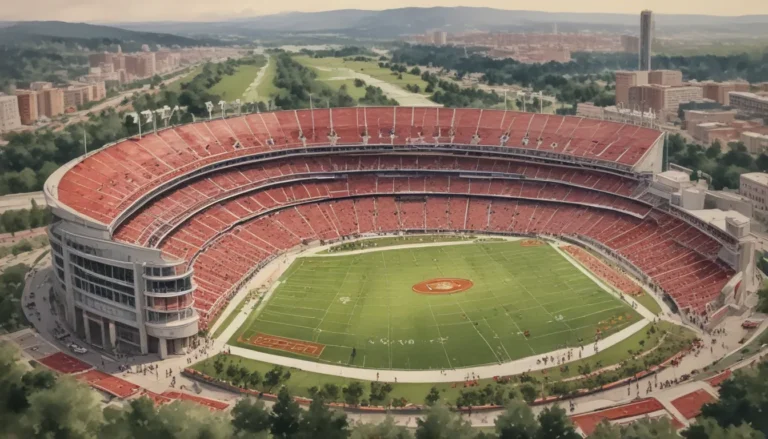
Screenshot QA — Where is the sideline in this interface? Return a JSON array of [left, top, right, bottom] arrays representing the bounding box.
[[219, 234, 651, 383]]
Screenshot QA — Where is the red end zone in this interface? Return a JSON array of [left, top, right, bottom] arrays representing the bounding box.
[[239, 333, 325, 357]]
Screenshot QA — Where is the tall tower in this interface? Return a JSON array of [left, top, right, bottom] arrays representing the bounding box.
[[639, 10, 653, 71]]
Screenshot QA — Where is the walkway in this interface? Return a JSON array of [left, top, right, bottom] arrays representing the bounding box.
[[10, 238, 765, 430], [243, 53, 271, 102], [315, 66, 441, 107], [0, 191, 46, 213]]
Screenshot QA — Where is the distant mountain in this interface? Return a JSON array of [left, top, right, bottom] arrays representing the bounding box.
[[113, 7, 768, 39], [0, 21, 214, 46]]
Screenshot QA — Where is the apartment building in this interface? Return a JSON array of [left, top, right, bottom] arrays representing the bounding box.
[[629, 84, 703, 114], [700, 81, 750, 105], [15, 90, 39, 125], [729, 92, 768, 118], [0, 95, 22, 133], [649, 70, 683, 86], [615, 70, 649, 107]]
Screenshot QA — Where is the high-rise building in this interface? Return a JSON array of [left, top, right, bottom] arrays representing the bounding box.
[[0, 95, 22, 133], [649, 70, 682, 86], [432, 31, 448, 46], [614, 70, 649, 107], [89, 52, 113, 68], [628, 84, 703, 114], [15, 90, 38, 125], [639, 10, 653, 71], [36, 87, 64, 118], [621, 35, 640, 53]]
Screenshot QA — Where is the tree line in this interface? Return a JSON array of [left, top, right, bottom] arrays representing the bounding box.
[[0, 56, 265, 196], [666, 133, 768, 190], [1, 342, 765, 439], [0, 200, 51, 235], [271, 53, 397, 109]]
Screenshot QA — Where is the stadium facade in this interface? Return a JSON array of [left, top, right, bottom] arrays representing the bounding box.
[[44, 107, 756, 358]]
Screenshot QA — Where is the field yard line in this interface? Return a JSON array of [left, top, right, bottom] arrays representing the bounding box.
[[483, 317, 513, 361], [425, 301, 455, 369], [433, 248, 502, 365], [472, 245, 537, 355], [378, 251, 395, 369], [224, 320, 650, 383], [453, 300, 503, 364], [551, 242, 656, 322], [312, 259, 355, 340]]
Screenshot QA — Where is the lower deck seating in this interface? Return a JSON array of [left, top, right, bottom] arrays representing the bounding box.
[[163, 186, 732, 326]]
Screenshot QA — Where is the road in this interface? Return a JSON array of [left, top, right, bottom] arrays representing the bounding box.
[[0, 192, 46, 214]]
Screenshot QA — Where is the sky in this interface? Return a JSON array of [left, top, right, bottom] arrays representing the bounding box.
[[1, 0, 767, 22]]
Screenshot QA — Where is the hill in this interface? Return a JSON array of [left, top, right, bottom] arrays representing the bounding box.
[[115, 7, 768, 39], [0, 21, 212, 47]]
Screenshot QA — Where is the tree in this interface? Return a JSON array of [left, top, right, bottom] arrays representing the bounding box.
[[270, 387, 301, 439], [264, 366, 291, 391], [248, 370, 263, 390], [535, 405, 580, 439], [351, 416, 412, 439], [353, 78, 366, 88], [706, 141, 722, 159], [410, 67, 421, 75], [17, 378, 104, 439], [424, 386, 441, 406], [414, 405, 475, 439], [592, 418, 679, 439], [323, 383, 341, 403], [698, 362, 768, 435], [232, 398, 271, 436], [342, 381, 365, 407], [297, 396, 349, 439], [682, 418, 763, 439], [519, 383, 538, 404], [495, 400, 540, 439]]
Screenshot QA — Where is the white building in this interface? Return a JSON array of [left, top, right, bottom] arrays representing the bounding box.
[[0, 94, 22, 133], [741, 173, 768, 215]]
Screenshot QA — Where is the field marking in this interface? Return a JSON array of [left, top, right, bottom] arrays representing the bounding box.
[[242, 240, 643, 369], [311, 258, 355, 343], [433, 247, 504, 365], [379, 251, 394, 369]]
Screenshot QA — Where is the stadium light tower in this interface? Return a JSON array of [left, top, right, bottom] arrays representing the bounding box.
[[126, 112, 142, 139], [309, 93, 315, 136], [218, 100, 226, 119], [205, 101, 214, 120], [141, 110, 156, 134]]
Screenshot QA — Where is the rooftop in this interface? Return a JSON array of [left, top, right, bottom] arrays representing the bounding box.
[[687, 209, 750, 233], [742, 172, 768, 186]]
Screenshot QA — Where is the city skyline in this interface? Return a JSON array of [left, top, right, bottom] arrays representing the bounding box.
[[1, 0, 767, 22]]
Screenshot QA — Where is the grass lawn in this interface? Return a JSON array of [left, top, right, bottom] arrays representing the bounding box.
[[294, 56, 432, 95], [251, 57, 282, 103], [319, 234, 479, 254], [210, 61, 267, 101], [165, 66, 202, 94], [634, 291, 663, 316], [230, 241, 640, 370], [196, 321, 692, 405]]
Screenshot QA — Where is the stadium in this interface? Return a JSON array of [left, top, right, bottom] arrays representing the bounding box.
[[43, 106, 757, 366]]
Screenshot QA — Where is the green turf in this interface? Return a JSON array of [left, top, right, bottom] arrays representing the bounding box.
[[165, 66, 203, 93], [231, 241, 641, 370], [319, 234, 478, 254], [294, 56, 432, 95], [634, 291, 663, 316], [210, 61, 267, 101], [198, 321, 692, 405], [252, 57, 282, 103]]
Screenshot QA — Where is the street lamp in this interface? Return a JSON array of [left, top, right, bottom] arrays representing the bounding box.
[[205, 101, 214, 120]]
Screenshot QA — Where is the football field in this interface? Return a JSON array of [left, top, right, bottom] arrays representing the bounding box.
[[231, 240, 641, 370]]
